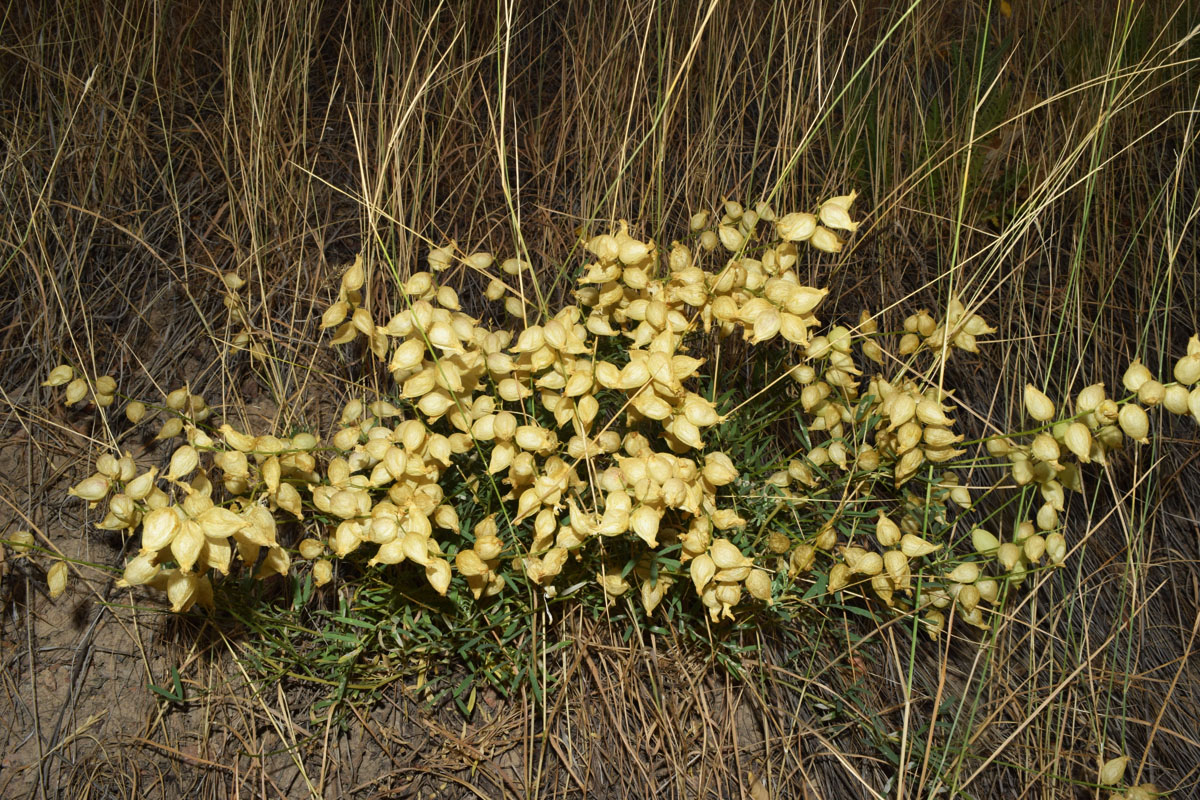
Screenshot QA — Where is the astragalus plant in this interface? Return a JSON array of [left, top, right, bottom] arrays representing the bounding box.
[[37, 191, 1200, 652]]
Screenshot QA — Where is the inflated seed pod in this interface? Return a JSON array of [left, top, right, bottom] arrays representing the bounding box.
[[1137, 379, 1165, 406], [808, 227, 843, 254], [1118, 403, 1150, 443], [1098, 755, 1129, 786], [745, 569, 772, 603], [996, 542, 1021, 572], [946, 562, 979, 584], [971, 528, 1000, 556], [1024, 384, 1055, 422], [1062, 422, 1092, 462], [1123, 361, 1152, 393], [827, 563, 850, 594], [1163, 384, 1190, 414], [899, 533, 938, 557], [1175, 353, 1200, 385]]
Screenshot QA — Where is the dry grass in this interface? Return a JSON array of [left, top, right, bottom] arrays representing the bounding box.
[[2, 0, 1199, 797]]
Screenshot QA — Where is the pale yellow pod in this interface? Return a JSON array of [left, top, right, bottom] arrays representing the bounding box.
[[853, 552, 884, 577], [43, 364, 74, 387], [1024, 384, 1055, 422], [808, 226, 843, 253], [1031, 433, 1060, 464], [717, 225, 744, 252], [883, 550, 910, 587], [1024, 534, 1047, 562], [1076, 382, 1106, 412], [1174, 354, 1200, 385], [689, 553, 716, 595], [1118, 403, 1150, 443], [1036, 502, 1058, 531], [312, 559, 333, 586], [125, 401, 147, 424], [1098, 756, 1129, 787], [1122, 360, 1152, 393], [166, 570, 198, 612], [709, 539, 749, 570], [1137, 379, 1165, 407], [1163, 384, 1190, 414], [298, 538, 325, 560], [140, 507, 181, 552], [69, 474, 111, 502], [165, 445, 199, 482], [171, 520, 205, 573], [775, 212, 817, 242], [47, 561, 68, 599], [827, 563, 850, 594], [1063, 422, 1092, 462], [899, 533, 939, 557], [971, 528, 1000, 555], [818, 201, 859, 233], [119, 552, 160, 587], [1045, 532, 1067, 565], [65, 377, 89, 405], [946, 562, 980, 584]]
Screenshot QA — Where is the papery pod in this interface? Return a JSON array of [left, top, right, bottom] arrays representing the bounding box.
[[1175, 353, 1200, 385], [1098, 756, 1129, 786], [640, 575, 673, 615], [119, 552, 160, 587], [690, 553, 716, 595], [702, 452, 738, 486], [808, 227, 843, 254], [946, 562, 980, 584], [1137, 379, 1165, 406], [1163, 384, 1190, 414], [870, 574, 894, 606], [166, 445, 199, 482], [1024, 384, 1056, 422], [883, 550, 910, 590], [1062, 422, 1092, 462], [1045, 532, 1067, 564], [166, 570, 198, 612], [240, 506, 279, 547], [713, 581, 741, 618], [310, 559, 333, 587], [1118, 403, 1150, 443], [851, 551, 884, 577], [424, 559, 451, 595], [899, 533, 939, 557], [827, 563, 851, 594], [195, 506, 247, 539], [140, 507, 181, 552], [171, 520, 205, 573], [992, 542, 1020, 572], [44, 364, 74, 387], [330, 521, 363, 557], [204, 537, 233, 574], [873, 511, 901, 547], [971, 528, 1000, 556], [597, 568, 631, 599], [69, 474, 111, 502], [744, 569, 772, 603], [255, 545, 291, 579], [788, 544, 816, 576], [46, 561, 68, 598], [922, 609, 946, 639], [1123, 361, 1152, 393], [818, 200, 859, 233]]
